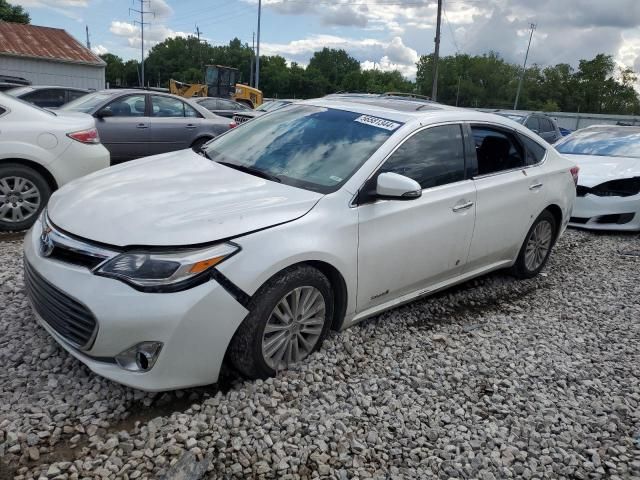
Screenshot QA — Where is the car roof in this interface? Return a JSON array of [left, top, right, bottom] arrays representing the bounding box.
[[292, 98, 544, 140]]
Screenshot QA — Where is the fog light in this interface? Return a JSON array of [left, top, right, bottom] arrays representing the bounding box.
[[115, 342, 163, 372]]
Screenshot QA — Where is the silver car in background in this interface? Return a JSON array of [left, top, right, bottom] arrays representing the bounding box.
[[60, 90, 231, 164]]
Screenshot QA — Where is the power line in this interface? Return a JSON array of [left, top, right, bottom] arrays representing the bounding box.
[[130, 0, 154, 87], [442, 0, 460, 54]]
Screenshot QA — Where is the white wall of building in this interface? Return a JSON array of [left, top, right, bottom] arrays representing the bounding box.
[[0, 56, 105, 90]]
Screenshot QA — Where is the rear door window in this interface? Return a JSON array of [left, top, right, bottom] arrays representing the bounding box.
[[525, 116, 539, 131], [540, 118, 554, 132], [471, 126, 525, 175], [0, 106, 5, 116], [152, 95, 185, 117], [518, 133, 547, 165], [379, 124, 466, 189]]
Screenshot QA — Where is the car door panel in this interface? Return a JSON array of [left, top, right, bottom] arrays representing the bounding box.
[[357, 181, 477, 312], [356, 123, 476, 313], [149, 95, 200, 155], [95, 94, 149, 163], [465, 125, 548, 272]]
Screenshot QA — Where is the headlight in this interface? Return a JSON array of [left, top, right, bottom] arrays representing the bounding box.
[[95, 243, 239, 291]]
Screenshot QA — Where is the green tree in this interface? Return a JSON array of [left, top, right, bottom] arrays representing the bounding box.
[[100, 53, 125, 87], [0, 0, 30, 23], [307, 48, 361, 92]]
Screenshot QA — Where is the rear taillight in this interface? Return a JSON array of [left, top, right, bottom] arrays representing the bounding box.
[[229, 121, 237, 129], [570, 165, 579, 186], [67, 128, 100, 144]]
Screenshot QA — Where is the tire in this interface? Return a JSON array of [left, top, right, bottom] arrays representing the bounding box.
[[511, 210, 557, 279], [228, 265, 334, 379], [0, 163, 51, 232], [191, 137, 211, 153]]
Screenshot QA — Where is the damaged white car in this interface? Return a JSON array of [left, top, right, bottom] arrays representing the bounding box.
[[556, 125, 640, 231]]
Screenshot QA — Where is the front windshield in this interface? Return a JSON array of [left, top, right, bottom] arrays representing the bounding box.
[[203, 104, 400, 193], [61, 92, 115, 113], [555, 126, 640, 159]]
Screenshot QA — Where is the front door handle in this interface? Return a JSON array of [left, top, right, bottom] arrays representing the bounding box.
[[186, 124, 197, 129], [136, 123, 148, 129], [529, 182, 544, 190], [452, 201, 474, 212]]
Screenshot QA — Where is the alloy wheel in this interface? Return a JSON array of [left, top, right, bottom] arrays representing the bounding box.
[[261, 286, 326, 370], [524, 220, 553, 271], [0, 176, 41, 224]]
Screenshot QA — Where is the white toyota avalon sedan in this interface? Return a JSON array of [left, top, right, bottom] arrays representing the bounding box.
[[24, 97, 577, 391]]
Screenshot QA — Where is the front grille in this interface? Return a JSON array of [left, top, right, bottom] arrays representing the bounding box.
[[233, 114, 251, 124], [49, 246, 105, 269], [576, 185, 589, 197], [24, 260, 98, 350]]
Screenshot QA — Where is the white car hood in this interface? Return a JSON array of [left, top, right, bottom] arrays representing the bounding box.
[[48, 150, 323, 247], [563, 153, 640, 187]]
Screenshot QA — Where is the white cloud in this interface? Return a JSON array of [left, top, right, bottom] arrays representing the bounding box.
[[109, 20, 190, 53], [262, 34, 419, 79], [92, 44, 108, 56], [14, 0, 87, 20]]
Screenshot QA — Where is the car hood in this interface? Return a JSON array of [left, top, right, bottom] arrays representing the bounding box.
[[47, 150, 323, 247], [562, 153, 640, 187]]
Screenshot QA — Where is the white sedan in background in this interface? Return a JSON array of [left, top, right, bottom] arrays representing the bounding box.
[[0, 93, 109, 231], [24, 98, 577, 391], [556, 125, 640, 231]]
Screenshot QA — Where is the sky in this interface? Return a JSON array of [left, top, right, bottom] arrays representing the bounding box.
[[13, 0, 640, 80]]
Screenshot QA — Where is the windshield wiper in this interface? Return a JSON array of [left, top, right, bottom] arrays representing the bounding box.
[[215, 160, 282, 183]]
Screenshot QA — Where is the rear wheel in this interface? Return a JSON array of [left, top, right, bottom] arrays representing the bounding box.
[[0, 164, 51, 232], [511, 210, 557, 279], [228, 266, 333, 379]]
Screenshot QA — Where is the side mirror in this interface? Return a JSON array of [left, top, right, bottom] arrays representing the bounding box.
[[95, 109, 113, 119], [376, 172, 422, 200]]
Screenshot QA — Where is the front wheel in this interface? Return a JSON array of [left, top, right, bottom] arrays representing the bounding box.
[[0, 164, 51, 232], [511, 210, 557, 279], [227, 266, 334, 379]]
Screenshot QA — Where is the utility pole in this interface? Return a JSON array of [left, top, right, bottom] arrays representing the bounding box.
[[455, 75, 461, 106], [130, 0, 153, 87], [85, 25, 91, 50], [250, 31, 255, 87], [431, 0, 443, 101], [514, 23, 536, 110], [195, 25, 202, 72], [255, 0, 262, 90]]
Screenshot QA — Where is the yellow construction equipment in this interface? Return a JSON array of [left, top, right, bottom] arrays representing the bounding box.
[[169, 79, 208, 98], [169, 65, 263, 108]]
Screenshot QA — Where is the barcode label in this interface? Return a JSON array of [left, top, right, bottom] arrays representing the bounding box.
[[354, 115, 401, 131]]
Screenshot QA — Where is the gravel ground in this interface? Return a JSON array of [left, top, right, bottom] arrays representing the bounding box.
[[1, 229, 639, 480]]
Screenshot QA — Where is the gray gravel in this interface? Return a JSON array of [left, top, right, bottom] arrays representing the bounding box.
[[1, 229, 639, 479]]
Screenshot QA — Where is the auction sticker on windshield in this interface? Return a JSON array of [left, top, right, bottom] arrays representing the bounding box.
[[355, 115, 401, 131]]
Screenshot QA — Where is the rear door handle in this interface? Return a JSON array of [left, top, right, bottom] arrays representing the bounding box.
[[136, 123, 148, 129], [529, 182, 544, 190], [452, 201, 474, 212]]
